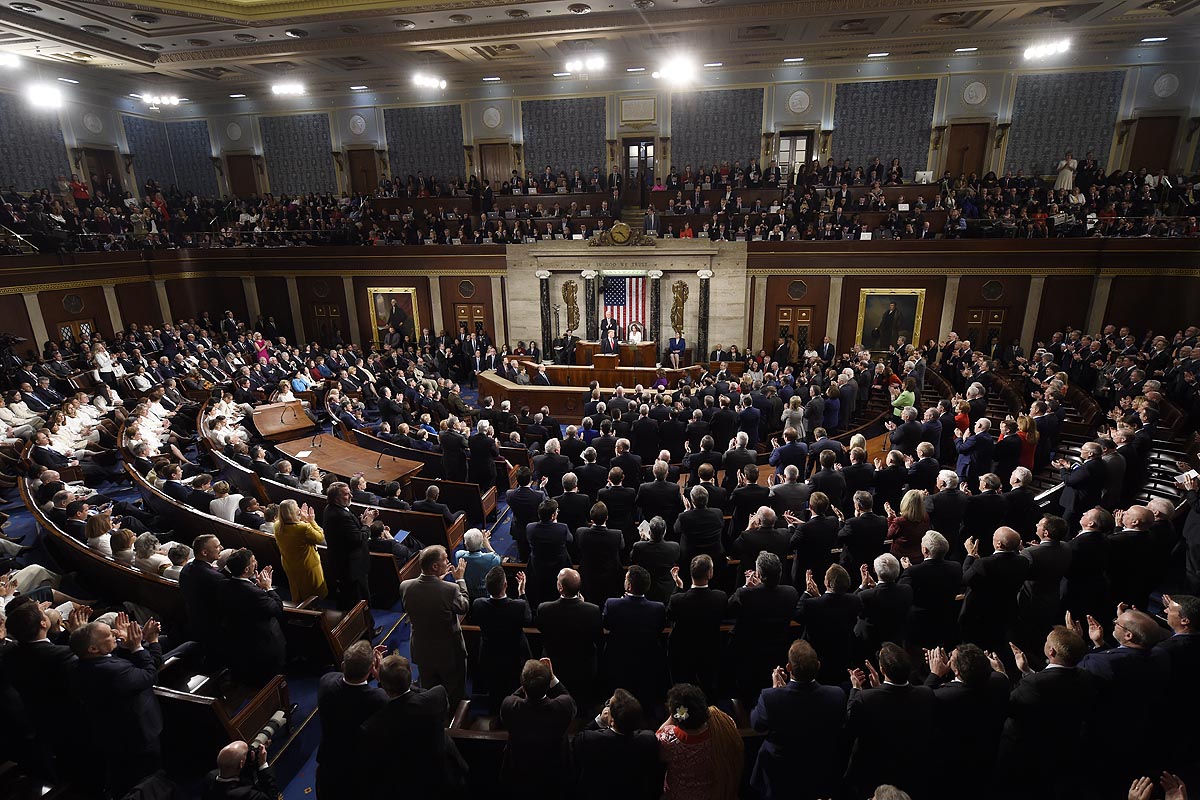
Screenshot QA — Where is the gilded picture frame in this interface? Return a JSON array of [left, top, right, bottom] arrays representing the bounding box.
[[855, 288, 925, 352], [367, 286, 420, 347]]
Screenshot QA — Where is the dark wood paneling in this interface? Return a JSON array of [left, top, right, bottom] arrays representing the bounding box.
[[296, 276, 350, 346], [39, 285, 113, 340], [1105, 276, 1200, 338], [115, 281, 162, 326], [763, 275, 831, 349], [1035, 276, 1094, 346], [952, 275, 1031, 351], [0, 294, 36, 360], [838, 275, 947, 352], [439, 276, 494, 339], [352, 277, 433, 347], [254, 276, 295, 341], [165, 278, 247, 328]]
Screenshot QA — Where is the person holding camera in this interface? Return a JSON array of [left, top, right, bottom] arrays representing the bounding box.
[[202, 739, 279, 800]]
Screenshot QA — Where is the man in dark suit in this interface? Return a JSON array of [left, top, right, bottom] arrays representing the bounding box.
[[837, 490, 888, 571], [471, 566, 532, 712], [817, 336, 836, 365], [598, 466, 639, 553], [635, 459, 684, 533], [899, 531, 963, 649], [1157, 594, 1200, 767], [788, 492, 841, 586], [808, 449, 847, 511], [844, 643, 935, 798], [506, 468, 546, 562], [683, 434, 723, 488], [750, 640, 847, 800], [202, 740, 279, 800], [955, 417, 995, 483], [179, 533, 230, 666], [674, 484, 726, 577], [1015, 514, 1073, 659], [322, 482, 379, 635], [361, 655, 465, 798], [665, 554, 727, 695], [960, 473, 1008, 552], [412, 484, 461, 528], [768, 426, 808, 479], [70, 614, 164, 797], [995, 626, 1100, 798], [730, 505, 791, 566], [610, 438, 643, 489], [959, 526, 1030, 651], [571, 688, 661, 800], [499, 658, 577, 795], [729, 462, 771, 536], [905, 442, 941, 493], [709, 397, 739, 455], [535, 568, 603, 706], [316, 640, 388, 800], [729, 552, 801, 699], [220, 548, 287, 684], [1003, 467, 1041, 541], [599, 311, 622, 343], [1055, 442, 1106, 531], [886, 406, 924, 457], [1032, 403, 1060, 471], [603, 566, 668, 709], [574, 501, 625, 605], [574, 448, 608, 503], [630, 406, 659, 464], [926, 469, 968, 552], [468, 420, 500, 489], [533, 438, 572, 497], [439, 421, 470, 483]]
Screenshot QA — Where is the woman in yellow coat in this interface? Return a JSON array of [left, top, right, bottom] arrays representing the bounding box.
[[274, 498, 328, 600]]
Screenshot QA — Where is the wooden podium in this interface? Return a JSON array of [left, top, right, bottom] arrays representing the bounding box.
[[575, 341, 658, 367]]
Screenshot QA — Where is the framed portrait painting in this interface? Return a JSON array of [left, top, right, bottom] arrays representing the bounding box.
[[856, 288, 925, 352], [366, 287, 420, 346]]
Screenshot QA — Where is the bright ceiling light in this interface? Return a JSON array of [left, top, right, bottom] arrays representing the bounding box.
[[783, 57, 804, 63], [0, 53, 19, 68], [703, 62, 722, 67], [229, 93, 247, 98], [350, 84, 368, 90], [553, 72, 570, 77], [56, 77, 79, 84], [413, 73, 446, 89], [481, 76, 501, 82], [26, 83, 62, 109], [1023, 39, 1070, 60], [626, 67, 645, 72], [142, 92, 180, 105], [867, 52, 889, 58], [955, 47, 977, 52], [653, 55, 695, 85], [584, 55, 605, 70], [1141, 36, 1167, 42], [271, 82, 305, 95], [128, 93, 141, 98]]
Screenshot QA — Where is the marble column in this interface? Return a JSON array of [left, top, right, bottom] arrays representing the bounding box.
[[536, 270, 552, 358], [490, 277, 506, 342], [285, 277, 305, 343], [826, 276, 843, 343], [101, 284, 123, 337], [1020, 275, 1045, 356], [342, 277, 360, 344], [939, 275, 961, 339], [241, 277, 261, 322], [22, 292, 49, 350], [429, 277, 444, 337], [1086, 276, 1113, 335], [697, 270, 712, 359], [153, 280, 172, 324], [583, 271, 598, 340], [648, 270, 663, 343], [751, 277, 767, 351]]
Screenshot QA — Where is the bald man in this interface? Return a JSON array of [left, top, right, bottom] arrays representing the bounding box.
[[202, 740, 279, 800], [1055, 441, 1107, 531], [959, 527, 1030, 652], [1106, 504, 1156, 609], [533, 568, 603, 706]]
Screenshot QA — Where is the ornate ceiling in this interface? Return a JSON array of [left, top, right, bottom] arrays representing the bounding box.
[[0, 0, 1194, 101]]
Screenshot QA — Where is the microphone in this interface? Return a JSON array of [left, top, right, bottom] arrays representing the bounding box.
[[375, 447, 392, 470], [280, 405, 290, 426]]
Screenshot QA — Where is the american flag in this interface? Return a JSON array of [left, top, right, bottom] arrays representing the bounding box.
[[603, 275, 646, 334]]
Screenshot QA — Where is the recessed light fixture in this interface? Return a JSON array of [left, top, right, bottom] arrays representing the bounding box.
[[413, 73, 446, 89], [1141, 36, 1167, 42], [783, 57, 804, 63], [283, 29, 308, 38], [564, 55, 605, 73], [626, 67, 645, 72], [954, 47, 977, 52], [867, 52, 889, 58], [229, 93, 247, 98], [553, 72, 570, 77], [653, 56, 695, 84], [481, 76, 501, 81], [703, 62, 722, 67], [271, 82, 305, 95], [350, 85, 368, 90], [56, 77, 79, 83], [128, 93, 141, 98]]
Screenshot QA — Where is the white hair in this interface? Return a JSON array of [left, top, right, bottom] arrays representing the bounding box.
[[874, 553, 901, 582], [937, 469, 959, 489], [736, 431, 749, 447], [921, 530, 949, 558], [463, 528, 485, 551], [545, 438, 561, 454], [476, 419, 490, 433], [1011, 466, 1032, 487]]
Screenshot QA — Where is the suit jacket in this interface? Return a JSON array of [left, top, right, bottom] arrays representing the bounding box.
[[610, 452, 643, 488], [844, 682, 936, 795], [925, 489, 968, 546], [729, 484, 771, 536], [471, 595, 532, 699], [75, 644, 164, 757], [899, 556, 963, 647], [674, 506, 725, 563], [439, 430, 469, 482], [666, 585, 728, 675], [925, 671, 1011, 787], [789, 514, 839, 584], [960, 550, 1030, 636], [906, 457, 940, 494], [316, 671, 388, 783], [220, 577, 287, 678], [603, 594, 667, 692], [527, 521, 573, 602], [361, 687, 460, 797], [796, 591, 862, 683], [961, 491, 1008, 546], [731, 525, 791, 566], [854, 581, 913, 649], [750, 680, 847, 799], [1017, 539, 1072, 626], [575, 525, 625, 604], [889, 420, 924, 457], [769, 480, 811, 516], [572, 724, 662, 800], [722, 447, 756, 492], [322, 503, 372, 586], [683, 449, 722, 487], [180, 559, 231, 646], [838, 513, 888, 570], [809, 467, 847, 510], [997, 666, 1100, 788], [955, 432, 995, 480], [6, 639, 81, 747], [534, 596, 603, 696], [400, 574, 470, 668], [499, 682, 576, 789], [1003, 486, 1040, 540], [412, 499, 457, 527], [532, 452, 572, 498], [1060, 458, 1106, 517]]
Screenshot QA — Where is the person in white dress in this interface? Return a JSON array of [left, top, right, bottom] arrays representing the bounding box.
[[1054, 150, 1077, 192]]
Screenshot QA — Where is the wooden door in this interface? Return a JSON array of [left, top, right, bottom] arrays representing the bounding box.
[[347, 149, 378, 195], [965, 308, 1006, 355], [777, 131, 813, 187], [478, 143, 511, 185], [82, 148, 121, 196], [454, 303, 487, 337], [308, 303, 344, 347], [226, 154, 258, 198], [774, 306, 813, 352], [58, 318, 97, 347], [1128, 116, 1179, 174], [945, 124, 989, 179], [622, 137, 655, 207]]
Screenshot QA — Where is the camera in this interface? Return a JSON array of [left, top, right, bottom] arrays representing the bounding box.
[[250, 709, 288, 750]]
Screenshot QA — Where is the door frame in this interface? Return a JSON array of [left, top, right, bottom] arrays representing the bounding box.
[[345, 146, 381, 195], [1125, 110, 1186, 173], [76, 143, 125, 196], [621, 135, 657, 208], [939, 116, 997, 177], [771, 129, 817, 187], [224, 151, 260, 199], [475, 138, 514, 186]]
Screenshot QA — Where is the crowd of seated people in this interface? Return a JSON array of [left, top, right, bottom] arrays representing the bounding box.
[[2, 296, 1199, 799]]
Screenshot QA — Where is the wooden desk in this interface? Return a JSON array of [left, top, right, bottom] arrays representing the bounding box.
[[276, 435, 423, 486], [575, 341, 658, 367], [251, 400, 315, 441], [480, 365, 703, 417]]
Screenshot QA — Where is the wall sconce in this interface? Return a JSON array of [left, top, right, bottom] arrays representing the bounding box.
[[761, 132, 774, 157], [210, 156, 224, 177], [931, 125, 948, 150], [606, 138, 617, 165], [375, 149, 389, 171], [1117, 119, 1135, 146], [122, 154, 135, 174], [1187, 117, 1200, 143], [70, 148, 84, 170], [819, 129, 832, 155], [993, 123, 1012, 149], [330, 151, 345, 171], [252, 155, 265, 175]]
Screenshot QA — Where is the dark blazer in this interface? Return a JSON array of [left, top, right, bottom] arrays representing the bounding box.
[[683, 449, 722, 487], [630, 538, 681, 604], [838, 512, 888, 571], [1062, 529, 1109, 619], [179, 559, 231, 649], [666, 585, 728, 687], [960, 550, 1030, 642], [729, 483, 771, 536], [925, 671, 1011, 792], [220, 576, 287, 681], [722, 447, 757, 492], [808, 468, 847, 510], [412, 499, 457, 527], [925, 489, 968, 547], [854, 581, 914, 651], [797, 590, 862, 684], [533, 452, 572, 497], [575, 524, 625, 605], [571, 724, 661, 800], [250, 459, 279, 482], [574, 464, 609, 502], [730, 583, 803, 687], [186, 488, 217, 512], [471, 595, 532, 702], [996, 667, 1100, 791], [597, 484, 638, 550], [360, 687, 459, 797], [322, 503, 372, 596], [527, 521, 573, 604], [750, 679, 848, 800], [955, 431, 995, 481], [961, 491, 1008, 547], [1017, 540, 1072, 630], [731, 524, 791, 566], [603, 594, 668, 700], [499, 683, 577, 790], [993, 434, 1022, 483], [889, 420, 924, 457], [872, 464, 908, 513], [899, 556, 963, 647], [162, 479, 191, 503], [75, 643, 164, 758], [635, 479, 684, 533], [535, 596, 603, 699], [553, 492, 592, 556], [906, 457, 940, 494], [844, 682, 936, 796], [674, 506, 726, 565], [789, 514, 840, 585], [610, 452, 644, 489], [1059, 458, 1106, 519], [1003, 486, 1040, 540], [315, 671, 388, 791]]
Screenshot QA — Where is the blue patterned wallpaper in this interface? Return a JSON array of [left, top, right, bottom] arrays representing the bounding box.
[[166, 119, 218, 198], [521, 97, 607, 175], [122, 115, 174, 192], [0, 92, 70, 191], [383, 105, 464, 183], [671, 89, 763, 173], [259, 112, 337, 195], [1005, 71, 1124, 176], [832, 79, 937, 175]]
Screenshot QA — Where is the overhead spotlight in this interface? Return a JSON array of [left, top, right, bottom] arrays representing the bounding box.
[[229, 93, 247, 98], [703, 62, 722, 67], [783, 57, 804, 63], [56, 77, 79, 84], [271, 82, 305, 95], [350, 85, 368, 90], [481, 76, 501, 82], [626, 67, 645, 72], [584, 55, 605, 70], [413, 73, 446, 89], [142, 92, 180, 105], [1023, 39, 1070, 60], [552, 72, 570, 77], [1140, 36, 1167, 42], [26, 82, 62, 109], [867, 52, 889, 58], [954, 47, 977, 52], [565, 59, 582, 72], [0, 53, 19, 68], [653, 55, 695, 85]]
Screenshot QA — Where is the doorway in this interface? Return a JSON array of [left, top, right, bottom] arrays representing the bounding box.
[[777, 131, 813, 186], [945, 123, 989, 180], [58, 318, 97, 347], [622, 137, 655, 209], [347, 149, 379, 195], [308, 303, 344, 347], [774, 306, 814, 352], [478, 143, 511, 186], [964, 308, 1006, 354], [454, 303, 488, 338], [82, 148, 121, 197], [1128, 116, 1179, 175], [226, 154, 258, 199]]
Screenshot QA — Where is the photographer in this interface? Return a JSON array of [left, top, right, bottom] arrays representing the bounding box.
[[202, 740, 278, 800]]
